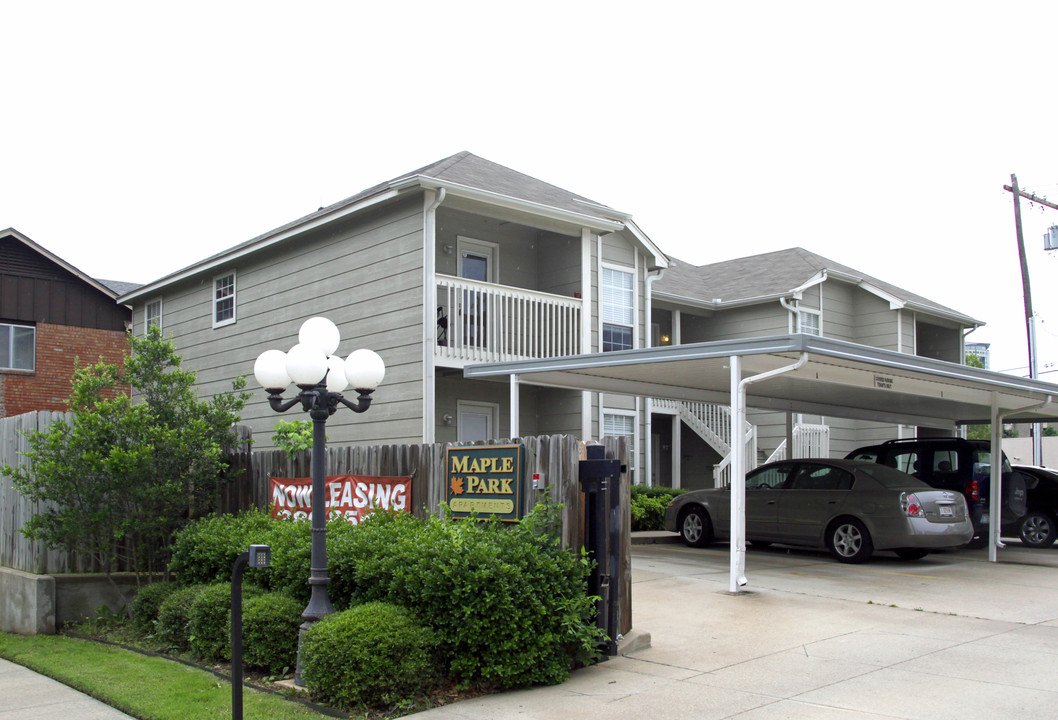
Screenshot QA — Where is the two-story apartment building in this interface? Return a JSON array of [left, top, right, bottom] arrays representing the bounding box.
[[649, 248, 983, 489], [118, 153, 668, 474], [0, 228, 134, 417]]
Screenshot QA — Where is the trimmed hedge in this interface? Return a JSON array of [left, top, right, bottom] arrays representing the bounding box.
[[301, 601, 439, 709], [169, 501, 601, 691], [243, 592, 303, 674], [331, 504, 601, 688], [156, 584, 205, 652], [130, 582, 178, 636], [188, 582, 264, 662]]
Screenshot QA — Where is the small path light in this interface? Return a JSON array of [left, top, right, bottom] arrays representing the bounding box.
[[253, 317, 385, 686], [232, 544, 271, 720]]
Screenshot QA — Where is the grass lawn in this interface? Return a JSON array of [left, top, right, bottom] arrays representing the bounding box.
[[0, 632, 346, 720]]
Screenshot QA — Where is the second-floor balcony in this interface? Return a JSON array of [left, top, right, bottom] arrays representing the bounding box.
[[435, 275, 583, 366]]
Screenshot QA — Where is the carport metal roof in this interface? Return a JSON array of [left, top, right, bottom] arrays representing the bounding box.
[[464, 334, 1058, 590]]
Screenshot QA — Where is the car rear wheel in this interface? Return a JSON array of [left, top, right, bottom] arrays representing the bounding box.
[[1018, 510, 1057, 548], [894, 548, 929, 560], [828, 518, 873, 563], [679, 506, 714, 548]]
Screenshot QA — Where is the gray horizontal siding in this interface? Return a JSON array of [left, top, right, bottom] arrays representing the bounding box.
[[134, 196, 427, 449]]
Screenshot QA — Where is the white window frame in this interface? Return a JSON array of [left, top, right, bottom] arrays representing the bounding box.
[[457, 236, 499, 283], [457, 400, 500, 443], [798, 308, 821, 336], [145, 297, 163, 333], [601, 264, 636, 352], [213, 271, 237, 328], [603, 408, 638, 482], [0, 322, 36, 372]]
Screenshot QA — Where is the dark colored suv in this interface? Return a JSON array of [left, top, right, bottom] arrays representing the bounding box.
[[845, 438, 1027, 547]]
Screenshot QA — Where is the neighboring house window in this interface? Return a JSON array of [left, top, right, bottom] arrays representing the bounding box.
[[0, 323, 35, 371], [798, 309, 820, 336], [213, 272, 236, 327], [146, 298, 162, 333], [602, 267, 634, 352]]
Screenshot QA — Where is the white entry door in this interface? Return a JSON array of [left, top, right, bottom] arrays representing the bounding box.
[[458, 401, 498, 443]]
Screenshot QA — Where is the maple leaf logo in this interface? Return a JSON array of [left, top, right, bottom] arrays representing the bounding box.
[[450, 477, 465, 495]]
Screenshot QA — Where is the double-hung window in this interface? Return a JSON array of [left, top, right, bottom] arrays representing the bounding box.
[[146, 298, 162, 333], [602, 267, 634, 352], [213, 272, 236, 327], [0, 323, 35, 371]]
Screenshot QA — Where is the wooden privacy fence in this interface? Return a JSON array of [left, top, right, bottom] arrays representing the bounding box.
[[3, 411, 630, 584], [0, 411, 98, 574], [220, 433, 630, 553]]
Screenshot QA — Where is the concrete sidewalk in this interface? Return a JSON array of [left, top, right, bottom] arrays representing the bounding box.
[[0, 658, 134, 719]]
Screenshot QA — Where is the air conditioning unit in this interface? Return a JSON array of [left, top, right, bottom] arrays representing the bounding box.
[[1045, 225, 1058, 251]]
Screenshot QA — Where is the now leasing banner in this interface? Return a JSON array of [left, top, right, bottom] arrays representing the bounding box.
[[269, 475, 412, 524]]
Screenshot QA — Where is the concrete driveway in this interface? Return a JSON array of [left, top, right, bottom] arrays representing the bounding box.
[[413, 540, 1058, 719]]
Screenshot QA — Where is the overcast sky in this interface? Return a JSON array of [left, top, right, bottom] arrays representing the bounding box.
[[3, 1, 1057, 377]]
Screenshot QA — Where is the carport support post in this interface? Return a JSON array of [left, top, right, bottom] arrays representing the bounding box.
[[729, 355, 747, 593], [990, 394, 1002, 563]]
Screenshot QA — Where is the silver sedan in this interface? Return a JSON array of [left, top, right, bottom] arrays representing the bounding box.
[[662, 458, 974, 563]]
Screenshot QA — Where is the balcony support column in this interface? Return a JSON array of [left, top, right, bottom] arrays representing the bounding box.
[[510, 373, 520, 439]]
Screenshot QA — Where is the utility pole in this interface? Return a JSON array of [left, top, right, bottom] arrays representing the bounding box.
[[1003, 175, 1058, 466]]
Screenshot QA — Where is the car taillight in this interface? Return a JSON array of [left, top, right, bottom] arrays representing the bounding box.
[[965, 479, 980, 502], [901, 492, 925, 518]]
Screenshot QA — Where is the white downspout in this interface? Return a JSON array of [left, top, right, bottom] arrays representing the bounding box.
[[645, 268, 664, 487], [730, 352, 809, 593], [422, 188, 446, 443]]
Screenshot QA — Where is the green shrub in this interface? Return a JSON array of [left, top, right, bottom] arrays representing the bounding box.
[[169, 511, 274, 586], [188, 582, 263, 662], [242, 592, 304, 674], [301, 602, 439, 709], [630, 485, 686, 531], [335, 503, 601, 689], [130, 582, 178, 636], [156, 584, 206, 652]]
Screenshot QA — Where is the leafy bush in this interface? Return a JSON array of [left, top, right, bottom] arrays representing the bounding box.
[[301, 601, 439, 709], [130, 582, 178, 636], [630, 485, 686, 531], [156, 584, 206, 652], [169, 510, 357, 606], [188, 582, 263, 662], [169, 511, 274, 586], [332, 503, 601, 689], [243, 592, 303, 675]]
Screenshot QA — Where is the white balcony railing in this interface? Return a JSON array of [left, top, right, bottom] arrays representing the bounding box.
[[435, 275, 582, 365]]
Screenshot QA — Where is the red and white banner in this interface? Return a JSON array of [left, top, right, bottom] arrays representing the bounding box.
[[269, 475, 412, 524]]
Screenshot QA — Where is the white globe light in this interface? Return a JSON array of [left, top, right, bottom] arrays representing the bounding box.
[[253, 349, 291, 391], [286, 343, 328, 386], [325, 355, 348, 393], [299, 317, 341, 356], [345, 349, 385, 391]]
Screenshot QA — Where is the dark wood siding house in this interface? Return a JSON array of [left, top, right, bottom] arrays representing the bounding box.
[[0, 228, 133, 417]]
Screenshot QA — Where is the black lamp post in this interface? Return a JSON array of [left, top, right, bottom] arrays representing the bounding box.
[[253, 317, 385, 686]]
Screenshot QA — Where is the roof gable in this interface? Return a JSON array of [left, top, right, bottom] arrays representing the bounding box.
[[655, 247, 980, 327], [121, 152, 666, 302]]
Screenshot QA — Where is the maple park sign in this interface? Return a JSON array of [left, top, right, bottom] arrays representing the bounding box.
[[446, 444, 525, 522]]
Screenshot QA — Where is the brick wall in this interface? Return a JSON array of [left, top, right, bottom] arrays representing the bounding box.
[[0, 322, 129, 417]]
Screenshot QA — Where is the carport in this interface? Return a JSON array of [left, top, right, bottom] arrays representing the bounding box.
[[463, 334, 1058, 592]]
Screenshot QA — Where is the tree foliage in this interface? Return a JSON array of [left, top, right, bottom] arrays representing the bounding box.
[[4, 328, 250, 586], [964, 353, 991, 441]]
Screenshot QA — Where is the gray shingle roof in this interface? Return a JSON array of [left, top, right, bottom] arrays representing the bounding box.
[[122, 152, 631, 301], [655, 247, 979, 325]]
